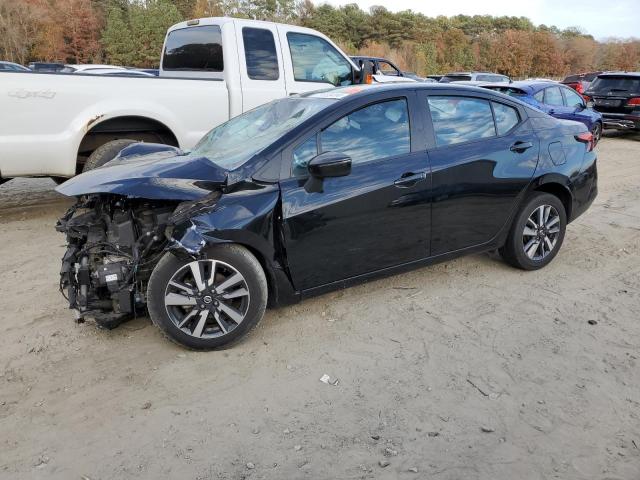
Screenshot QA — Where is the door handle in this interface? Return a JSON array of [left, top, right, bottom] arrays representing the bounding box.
[[289, 92, 300, 96], [394, 171, 427, 188], [510, 141, 533, 153]]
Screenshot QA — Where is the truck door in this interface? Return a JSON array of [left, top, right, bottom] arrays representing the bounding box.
[[276, 26, 357, 96], [235, 20, 287, 112]]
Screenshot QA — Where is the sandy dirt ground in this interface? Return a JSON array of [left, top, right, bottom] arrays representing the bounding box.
[[0, 133, 639, 480]]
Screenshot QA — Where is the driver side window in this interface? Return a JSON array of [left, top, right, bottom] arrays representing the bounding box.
[[291, 98, 410, 177], [287, 32, 353, 86]]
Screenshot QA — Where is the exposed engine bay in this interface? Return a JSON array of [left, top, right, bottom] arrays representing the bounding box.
[[56, 195, 179, 328]]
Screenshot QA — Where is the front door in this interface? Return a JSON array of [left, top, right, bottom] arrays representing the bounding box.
[[277, 27, 355, 96], [279, 95, 431, 291], [422, 93, 540, 255]]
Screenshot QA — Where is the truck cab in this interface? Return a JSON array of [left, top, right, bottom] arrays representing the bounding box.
[[160, 18, 361, 116]]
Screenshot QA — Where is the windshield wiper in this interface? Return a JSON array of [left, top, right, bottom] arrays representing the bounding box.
[[608, 88, 629, 92]]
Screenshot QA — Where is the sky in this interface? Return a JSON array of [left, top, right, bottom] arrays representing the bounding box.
[[325, 0, 638, 40]]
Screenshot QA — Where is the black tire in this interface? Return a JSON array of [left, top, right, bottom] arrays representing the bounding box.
[[82, 139, 137, 172], [591, 122, 602, 146], [147, 244, 268, 350], [499, 192, 567, 270]]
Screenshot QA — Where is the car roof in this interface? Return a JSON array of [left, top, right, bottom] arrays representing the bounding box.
[[444, 71, 507, 76], [483, 80, 564, 94], [302, 83, 538, 109], [597, 71, 640, 78]]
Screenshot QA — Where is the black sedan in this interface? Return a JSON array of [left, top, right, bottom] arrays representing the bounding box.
[[56, 84, 598, 349]]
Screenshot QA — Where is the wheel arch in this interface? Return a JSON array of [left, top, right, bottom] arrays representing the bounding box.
[[529, 175, 574, 221], [76, 115, 180, 173]]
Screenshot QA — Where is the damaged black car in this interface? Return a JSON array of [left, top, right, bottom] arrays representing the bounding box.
[[56, 84, 598, 349]]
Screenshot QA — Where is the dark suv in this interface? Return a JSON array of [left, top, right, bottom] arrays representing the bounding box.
[[584, 72, 640, 131]]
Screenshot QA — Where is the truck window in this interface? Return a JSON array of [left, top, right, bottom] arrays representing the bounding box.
[[286, 32, 353, 86], [242, 27, 279, 80], [163, 25, 223, 71]]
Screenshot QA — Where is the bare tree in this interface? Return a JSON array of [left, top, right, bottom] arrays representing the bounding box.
[[0, 0, 40, 64]]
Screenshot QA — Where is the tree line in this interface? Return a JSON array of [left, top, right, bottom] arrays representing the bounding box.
[[1, 0, 639, 77]]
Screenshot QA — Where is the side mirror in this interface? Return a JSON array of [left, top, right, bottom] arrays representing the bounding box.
[[308, 151, 352, 178], [304, 152, 351, 193], [357, 59, 374, 84]]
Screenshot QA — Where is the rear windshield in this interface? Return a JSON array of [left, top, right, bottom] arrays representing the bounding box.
[[589, 76, 640, 93], [163, 25, 223, 71], [477, 74, 508, 83], [440, 75, 472, 83], [484, 86, 527, 97]]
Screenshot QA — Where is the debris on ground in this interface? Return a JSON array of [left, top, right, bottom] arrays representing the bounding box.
[[379, 459, 390, 468], [319, 374, 339, 386], [384, 447, 398, 456]]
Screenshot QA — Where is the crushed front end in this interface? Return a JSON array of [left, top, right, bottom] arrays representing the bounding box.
[[56, 195, 180, 328]]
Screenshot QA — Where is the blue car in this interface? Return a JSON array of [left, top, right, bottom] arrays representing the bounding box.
[[482, 81, 603, 145]]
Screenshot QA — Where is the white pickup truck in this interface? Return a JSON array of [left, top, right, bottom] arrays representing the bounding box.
[[0, 17, 409, 183]]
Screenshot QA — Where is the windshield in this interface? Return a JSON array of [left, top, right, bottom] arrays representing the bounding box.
[[589, 76, 640, 93], [189, 98, 332, 169]]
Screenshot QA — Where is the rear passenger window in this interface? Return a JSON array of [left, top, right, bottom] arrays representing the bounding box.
[[320, 99, 410, 165], [427, 96, 496, 146], [163, 25, 223, 71], [492, 102, 519, 135], [242, 27, 279, 80], [544, 87, 564, 106], [533, 90, 545, 102]]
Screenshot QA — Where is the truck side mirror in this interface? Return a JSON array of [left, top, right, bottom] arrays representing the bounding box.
[[357, 59, 374, 84]]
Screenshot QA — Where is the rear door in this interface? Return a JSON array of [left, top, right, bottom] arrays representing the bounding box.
[[235, 21, 287, 111], [279, 91, 432, 291], [420, 91, 539, 255]]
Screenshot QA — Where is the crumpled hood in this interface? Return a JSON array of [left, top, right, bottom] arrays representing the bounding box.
[[56, 151, 228, 201]]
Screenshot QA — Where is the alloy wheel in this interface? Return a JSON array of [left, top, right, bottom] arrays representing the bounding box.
[[591, 123, 602, 145], [522, 204, 561, 261], [163, 260, 250, 339]]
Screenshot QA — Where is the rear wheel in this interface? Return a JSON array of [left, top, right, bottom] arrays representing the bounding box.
[[147, 244, 268, 350], [82, 139, 137, 172], [500, 192, 566, 270], [591, 122, 602, 146]]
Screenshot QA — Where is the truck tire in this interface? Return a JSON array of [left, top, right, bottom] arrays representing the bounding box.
[[147, 244, 268, 350], [83, 139, 138, 172]]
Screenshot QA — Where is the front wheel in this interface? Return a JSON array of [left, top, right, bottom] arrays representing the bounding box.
[[499, 192, 567, 270], [83, 139, 137, 172], [147, 244, 268, 350]]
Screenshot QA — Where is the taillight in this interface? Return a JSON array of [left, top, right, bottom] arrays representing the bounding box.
[[627, 97, 640, 106], [575, 83, 584, 94], [575, 131, 594, 152], [583, 95, 591, 103]]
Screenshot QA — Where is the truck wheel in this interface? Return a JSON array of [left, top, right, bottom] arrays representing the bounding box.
[[83, 139, 137, 172], [147, 244, 268, 350]]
